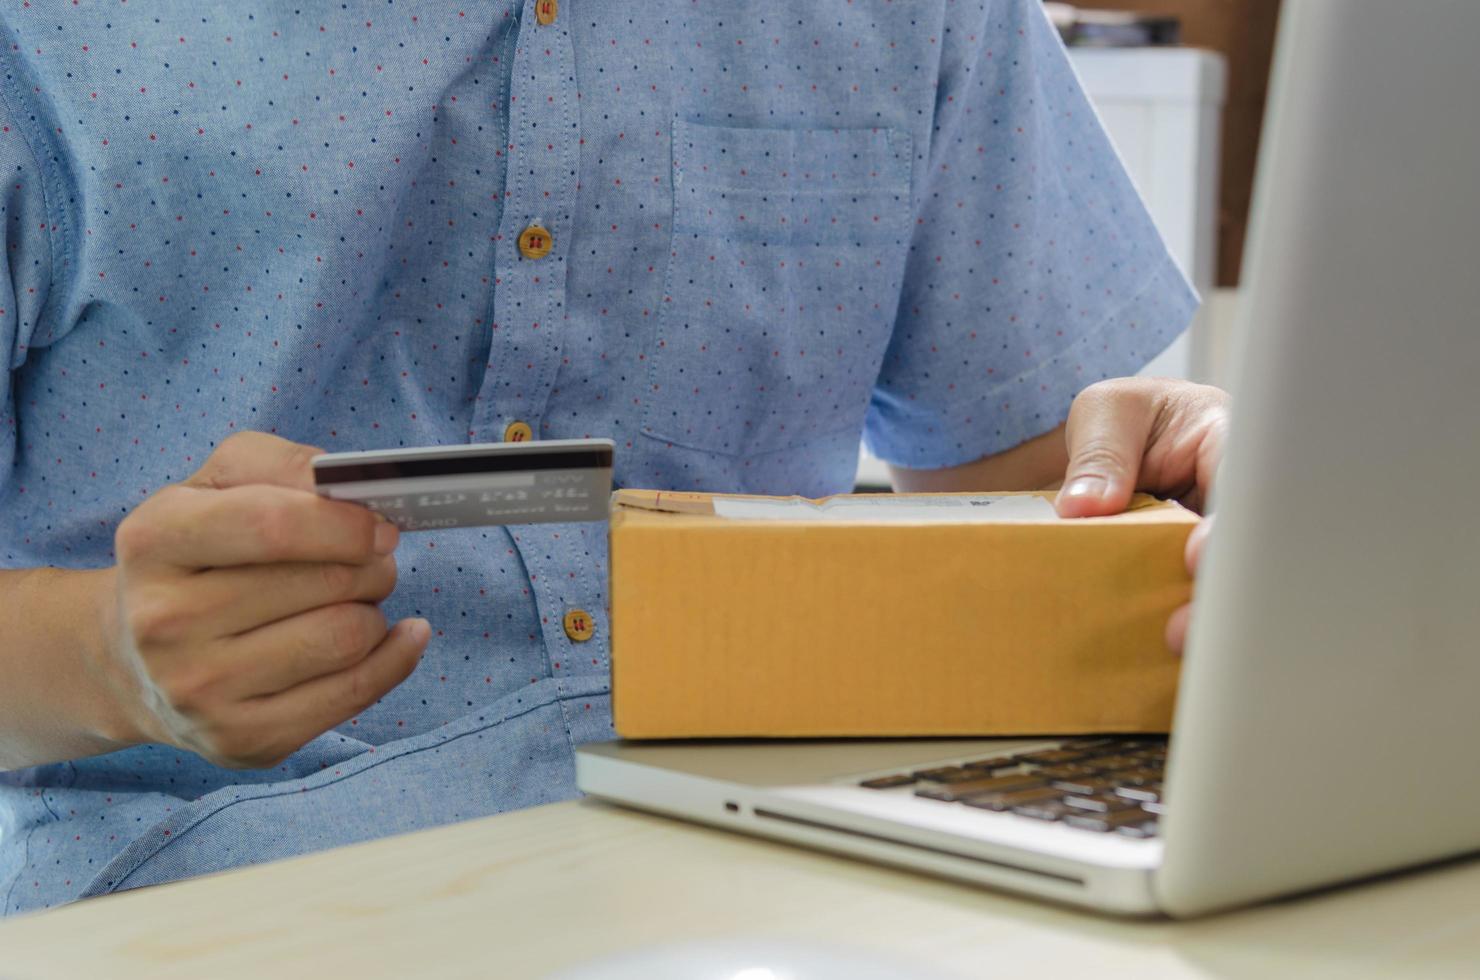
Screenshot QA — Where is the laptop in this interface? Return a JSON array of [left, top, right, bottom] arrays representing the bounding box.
[[576, 0, 1480, 917]]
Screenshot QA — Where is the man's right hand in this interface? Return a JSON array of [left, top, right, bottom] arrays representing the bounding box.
[[93, 432, 430, 769]]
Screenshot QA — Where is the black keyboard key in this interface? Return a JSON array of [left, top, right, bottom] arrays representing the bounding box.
[[913, 773, 1045, 803], [1064, 808, 1153, 832], [912, 766, 971, 782], [932, 767, 992, 784], [1033, 763, 1108, 779], [1050, 777, 1119, 796], [859, 774, 916, 790], [1116, 821, 1161, 839], [1061, 737, 1120, 750], [1011, 800, 1079, 821], [961, 785, 1064, 812], [1011, 748, 1094, 765], [1113, 785, 1161, 804], [1111, 767, 1165, 786], [1131, 758, 1167, 771], [914, 785, 963, 802], [1062, 793, 1138, 814], [1084, 755, 1142, 772], [960, 757, 1018, 772], [1075, 739, 1160, 758]]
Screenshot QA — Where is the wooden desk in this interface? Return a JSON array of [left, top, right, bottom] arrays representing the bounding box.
[[2, 799, 1478, 978]]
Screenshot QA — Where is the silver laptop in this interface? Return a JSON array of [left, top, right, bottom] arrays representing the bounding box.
[[576, 0, 1480, 917]]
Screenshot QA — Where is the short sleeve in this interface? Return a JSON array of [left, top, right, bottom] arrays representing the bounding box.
[[864, 0, 1199, 469], [0, 87, 54, 476]]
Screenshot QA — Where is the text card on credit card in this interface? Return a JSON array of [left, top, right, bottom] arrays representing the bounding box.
[[312, 438, 614, 531]]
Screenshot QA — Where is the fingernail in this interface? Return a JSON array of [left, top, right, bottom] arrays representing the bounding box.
[[1061, 476, 1108, 500], [406, 618, 431, 645], [373, 521, 399, 555]]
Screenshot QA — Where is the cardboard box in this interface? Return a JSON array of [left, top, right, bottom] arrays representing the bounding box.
[[609, 490, 1197, 738]]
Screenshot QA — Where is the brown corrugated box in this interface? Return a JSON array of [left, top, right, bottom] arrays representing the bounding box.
[[608, 489, 1196, 738]]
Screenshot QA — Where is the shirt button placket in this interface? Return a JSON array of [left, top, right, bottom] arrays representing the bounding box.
[[486, 2, 595, 705], [475, 0, 578, 445]]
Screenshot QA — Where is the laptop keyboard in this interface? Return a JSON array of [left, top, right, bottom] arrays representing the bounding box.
[[857, 737, 1166, 838]]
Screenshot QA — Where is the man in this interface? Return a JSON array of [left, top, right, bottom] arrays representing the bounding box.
[[0, 0, 1224, 914]]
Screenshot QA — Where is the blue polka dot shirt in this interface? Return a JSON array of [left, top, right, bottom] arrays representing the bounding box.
[[0, 0, 1195, 914]]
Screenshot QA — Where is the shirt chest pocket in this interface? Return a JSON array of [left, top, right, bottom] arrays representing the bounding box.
[[641, 119, 913, 458]]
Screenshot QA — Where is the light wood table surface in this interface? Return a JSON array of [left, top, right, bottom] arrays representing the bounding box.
[[1, 798, 1478, 979]]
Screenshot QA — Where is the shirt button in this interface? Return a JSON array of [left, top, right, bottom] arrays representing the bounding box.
[[535, 0, 559, 26], [563, 609, 595, 643], [503, 420, 533, 443], [518, 224, 553, 260]]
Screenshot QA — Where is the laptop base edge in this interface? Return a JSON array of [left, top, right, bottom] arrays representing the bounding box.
[[576, 747, 1162, 917]]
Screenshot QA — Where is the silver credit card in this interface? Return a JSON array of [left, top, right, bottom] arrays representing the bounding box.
[[312, 438, 614, 531]]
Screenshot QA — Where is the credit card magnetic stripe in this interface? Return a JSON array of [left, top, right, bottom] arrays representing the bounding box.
[[312, 445, 614, 485]]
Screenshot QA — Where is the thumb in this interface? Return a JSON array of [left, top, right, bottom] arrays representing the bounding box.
[[1054, 382, 1156, 518], [184, 431, 326, 493]]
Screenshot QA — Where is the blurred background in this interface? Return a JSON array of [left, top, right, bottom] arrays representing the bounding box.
[[857, 0, 1281, 488]]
